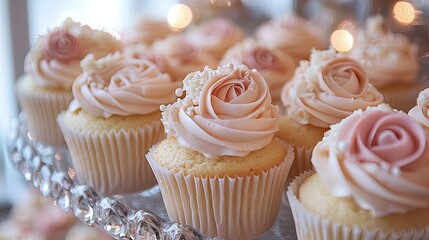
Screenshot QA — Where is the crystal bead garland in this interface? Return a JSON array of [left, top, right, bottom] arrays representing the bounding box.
[[3, 113, 208, 240]]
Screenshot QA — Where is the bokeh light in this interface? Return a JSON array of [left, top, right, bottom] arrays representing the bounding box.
[[167, 4, 193, 30], [393, 1, 416, 25], [330, 29, 354, 52]]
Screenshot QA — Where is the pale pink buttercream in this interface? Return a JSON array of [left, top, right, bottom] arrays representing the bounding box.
[[151, 35, 217, 82], [350, 15, 419, 89], [70, 53, 177, 118], [186, 18, 246, 60], [161, 64, 279, 158], [281, 48, 383, 128], [25, 18, 123, 90], [120, 16, 173, 46], [409, 88, 429, 128], [220, 39, 296, 99], [312, 105, 429, 217], [255, 13, 326, 62]]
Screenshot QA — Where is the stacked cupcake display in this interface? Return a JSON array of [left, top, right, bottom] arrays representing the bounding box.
[[11, 9, 429, 240]]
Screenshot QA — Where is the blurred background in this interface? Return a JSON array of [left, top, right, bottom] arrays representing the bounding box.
[[1, 0, 429, 224]]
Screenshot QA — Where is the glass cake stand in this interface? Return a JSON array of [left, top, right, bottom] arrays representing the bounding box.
[[4, 113, 297, 240]]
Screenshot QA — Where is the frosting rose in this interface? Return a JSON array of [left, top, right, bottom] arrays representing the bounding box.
[[161, 64, 279, 158], [120, 16, 173, 46], [255, 13, 326, 62], [409, 88, 429, 128], [350, 15, 419, 89], [281, 48, 384, 128], [220, 39, 295, 99], [186, 18, 246, 60], [312, 105, 429, 217], [70, 53, 177, 118], [44, 30, 83, 62], [151, 35, 217, 81], [25, 18, 123, 90]]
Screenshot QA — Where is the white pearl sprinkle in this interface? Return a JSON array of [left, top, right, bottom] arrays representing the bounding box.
[[175, 88, 183, 97]]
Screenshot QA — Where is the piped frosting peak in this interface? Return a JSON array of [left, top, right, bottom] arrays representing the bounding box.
[[161, 64, 279, 158]]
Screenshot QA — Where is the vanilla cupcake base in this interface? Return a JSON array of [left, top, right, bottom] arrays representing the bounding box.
[[17, 75, 73, 147], [57, 111, 164, 196], [277, 115, 326, 183], [287, 171, 429, 240], [147, 138, 294, 239]]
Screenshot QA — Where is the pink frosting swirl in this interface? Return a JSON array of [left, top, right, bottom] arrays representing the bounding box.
[[312, 105, 429, 216], [220, 40, 295, 99], [409, 88, 429, 128], [120, 16, 173, 45], [44, 30, 83, 62], [25, 18, 123, 90], [162, 64, 279, 158], [151, 35, 217, 81], [186, 18, 246, 60], [70, 53, 177, 118], [255, 14, 326, 62], [350, 16, 419, 89], [281, 48, 383, 128]]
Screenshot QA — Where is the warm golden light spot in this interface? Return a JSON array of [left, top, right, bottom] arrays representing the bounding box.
[[167, 4, 193, 30], [393, 1, 416, 24], [330, 29, 354, 52]]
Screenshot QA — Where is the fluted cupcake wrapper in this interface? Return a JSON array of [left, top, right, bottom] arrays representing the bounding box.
[[147, 140, 294, 240], [58, 115, 164, 196], [17, 79, 73, 147], [286, 145, 313, 185], [287, 171, 429, 240]]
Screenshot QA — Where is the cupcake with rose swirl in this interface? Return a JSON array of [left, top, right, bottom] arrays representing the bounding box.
[[350, 15, 425, 112], [288, 104, 429, 240], [17, 18, 122, 147], [186, 17, 246, 60], [146, 64, 294, 239], [145, 35, 218, 82], [255, 13, 326, 63], [120, 16, 173, 46], [279, 48, 384, 183], [409, 88, 429, 132], [57, 52, 177, 195], [220, 39, 296, 103]]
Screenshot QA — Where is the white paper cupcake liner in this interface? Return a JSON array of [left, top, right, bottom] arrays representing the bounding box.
[[286, 145, 313, 185], [147, 140, 294, 239], [17, 79, 73, 147], [58, 115, 164, 196], [287, 171, 429, 240]]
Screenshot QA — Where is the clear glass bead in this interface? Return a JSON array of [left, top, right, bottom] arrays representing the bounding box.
[[164, 223, 203, 240], [32, 156, 43, 188], [128, 210, 162, 240], [71, 185, 99, 225], [51, 172, 73, 212], [39, 165, 52, 197], [96, 198, 129, 238]]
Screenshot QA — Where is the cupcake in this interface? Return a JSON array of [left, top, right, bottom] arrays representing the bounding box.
[[409, 88, 429, 131], [220, 39, 296, 102], [57, 53, 178, 196], [350, 15, 425, 112], [186, 17, 246, 60], [147, 35, 218, 82], [288, 104, 429, 240], [120, 16, 173, 46], [0, 188, 76, 240], [146, 64, 294, 239], [279, 48, 384, 183], [255, 13, 326, 63], [17, 18, 122, 147]]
